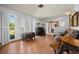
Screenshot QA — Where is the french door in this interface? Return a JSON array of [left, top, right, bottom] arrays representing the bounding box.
[[1, 12, 16, 45], [8, 14, 16, 41]]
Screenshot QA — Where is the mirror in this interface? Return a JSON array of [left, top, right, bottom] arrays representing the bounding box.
[[70, 12, 79, 27]]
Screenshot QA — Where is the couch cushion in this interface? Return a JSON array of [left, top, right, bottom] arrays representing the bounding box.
[[64, 29, 79, 39], [71, 30, 79, 39]]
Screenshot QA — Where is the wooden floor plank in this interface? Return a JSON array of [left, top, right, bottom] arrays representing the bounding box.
[[0, 35, 54, 54]]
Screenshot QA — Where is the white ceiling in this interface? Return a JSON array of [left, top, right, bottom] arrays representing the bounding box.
[[1, 4, 75, 18]]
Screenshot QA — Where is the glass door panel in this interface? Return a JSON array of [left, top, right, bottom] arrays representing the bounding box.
[[8, 14, 16, 40]]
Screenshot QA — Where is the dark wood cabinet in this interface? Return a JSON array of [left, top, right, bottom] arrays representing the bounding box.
[[36, 27, 45, 36]]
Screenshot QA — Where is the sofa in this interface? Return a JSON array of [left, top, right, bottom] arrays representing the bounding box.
[[60, 29, 79, 39], [58, 29, 79, 53]]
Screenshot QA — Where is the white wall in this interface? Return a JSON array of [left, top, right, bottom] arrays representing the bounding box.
[[74, 4, 79, 11], [53, 16, 69, 35], [0, 5, 38, 45], [35, 19, 45, 27]]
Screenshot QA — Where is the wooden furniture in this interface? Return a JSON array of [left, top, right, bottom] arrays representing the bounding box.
[[36, 27, 45, 36], [61, 36, 79, 47], [58, 35, 79, 54], [50, 39, 61, 53], [22, 32, 35, 40]]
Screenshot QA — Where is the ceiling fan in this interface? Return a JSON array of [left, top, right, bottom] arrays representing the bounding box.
[[38, 4, 44, 8]]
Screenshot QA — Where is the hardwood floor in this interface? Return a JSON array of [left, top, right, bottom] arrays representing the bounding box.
[[0, 35, 54, 54]]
